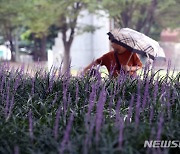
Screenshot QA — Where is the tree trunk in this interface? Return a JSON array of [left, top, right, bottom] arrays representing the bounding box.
[[33, 38, 40, 61], [40, 35, 47, 61], [60, 2, 81, 75], [61, 22, 75, 75], [62, 44, 71, 75], [9, 39, 16, 62], [33, 35, 47, 61], [4, 25, 15, 61]]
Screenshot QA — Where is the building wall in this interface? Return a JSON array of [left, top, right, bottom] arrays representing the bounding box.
[[158, 42, 180, 70], [160, 28, 180, 42], [159, 28, 180, 70], [48, 10, 110, 70]]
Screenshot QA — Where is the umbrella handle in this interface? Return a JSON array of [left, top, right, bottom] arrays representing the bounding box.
[[126, 52, 133, 65], [146, 53, 150, 59]]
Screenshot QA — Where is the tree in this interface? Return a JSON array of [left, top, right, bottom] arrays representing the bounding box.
[[19, 0, 95, 69], [156, 0, 180, 29], [49, 0, 96, 74], [99, 0, 180, 38], [19, 0, 59, 61], [0, 0, 23, 61]]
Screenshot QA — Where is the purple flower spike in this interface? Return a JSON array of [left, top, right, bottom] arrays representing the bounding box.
[[156, 114, 164, 140], [28, 109, 33, 140], [127, 95, 134, 123], [52, 92, 58, 106], [14, 75, 20, 92], [142, 81, 149, 109], [63, 82, 68, 114], [108, 93, 115, 118], [95, 87, 106, 143], [31, 77, 35, 96], [59, 113, 74, 154], [135, 80, 141, 129], [153, 80, 159, 103], [0, 75, 5, 93], [4, 81, 10, 118], [19, 64, 25, 75], [75, 82, 79, 104], [118, 116, 124, 150], [166, 88, 171, 119], [115, 99, 121, 128], [67, 93, 72, 111], [14, 145, 19, 154], [48, 73, 55, 93], [6, 96, 15, 120], [149, 106, 154, 125], [54, 106, 61, 140], [85, 84, 96, 129], [83, 117, 96, 154]]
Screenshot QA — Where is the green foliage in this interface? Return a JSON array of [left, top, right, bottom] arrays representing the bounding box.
[[0, 64, 179, 154], [156, 0, 180, 28], [19, 0, 59, 37], [99, 0, 180, 39]]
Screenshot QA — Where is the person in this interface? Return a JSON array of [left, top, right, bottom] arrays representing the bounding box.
[[82, 29, 143, 77]]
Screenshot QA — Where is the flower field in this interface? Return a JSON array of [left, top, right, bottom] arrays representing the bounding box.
[[0, 63, 179, 154]]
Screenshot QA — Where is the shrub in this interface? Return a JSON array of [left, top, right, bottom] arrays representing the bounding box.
[[0, 63, 179, 154]]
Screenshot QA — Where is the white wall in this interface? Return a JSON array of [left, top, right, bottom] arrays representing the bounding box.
[[49, 10, 110, 70], [159, 42, 180, 70]]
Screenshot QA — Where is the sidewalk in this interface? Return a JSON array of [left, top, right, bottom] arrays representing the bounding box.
[[1, 61, 48, 77]]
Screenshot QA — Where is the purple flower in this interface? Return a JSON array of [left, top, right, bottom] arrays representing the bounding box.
[[19, 64, 25, 75], [85, 83, 96, 129], [54, 106, 62, 140], [14, 74, 21, 92], [63, 81, 68, 114], [75, 82, 79, 104], [48, 73, 56, 93], [28, 109, 33, 140], [115, 99, 121, 128], [57, 62, 63, 79], [147, 127, 155, 154], [108, 93, 115, 118], [6, 96, 14, 121], [171, 88, 176, 105], [31, 77, 35, 96], [166, 87, 171, 119], [95, 87, 106, 143], [59, 113, 74, 154], [156, 113, 164, 140], [0, 74, 5, 94], [52, 92, 58, 106], [83, 116, 96, 154], [149, 106, 154, 125], [135, 80, 141, 129], [153, 80, 159, 103], [118, 116, 124, 150], [14, 145, 19, 154], [67, 93, 72, 111], [127, 95, 134, 123], [4, 80, 10, 118], [142, 81, 149, 109]]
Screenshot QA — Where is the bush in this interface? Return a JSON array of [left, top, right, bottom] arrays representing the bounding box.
[[0, 64, 179, 154]]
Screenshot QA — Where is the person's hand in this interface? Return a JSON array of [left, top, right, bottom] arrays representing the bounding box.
[[122, 65, 130, 72]]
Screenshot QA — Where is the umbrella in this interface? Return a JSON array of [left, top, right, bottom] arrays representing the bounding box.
[[107, 28, 166, 61]]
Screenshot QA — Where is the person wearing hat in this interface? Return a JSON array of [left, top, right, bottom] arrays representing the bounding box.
[[82, 29, 143, 77]]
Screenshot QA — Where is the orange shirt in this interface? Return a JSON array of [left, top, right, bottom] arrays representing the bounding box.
[[95, 50, 142, 77]]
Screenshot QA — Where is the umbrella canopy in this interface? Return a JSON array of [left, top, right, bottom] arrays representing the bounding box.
[[107, 28, 166, 61]]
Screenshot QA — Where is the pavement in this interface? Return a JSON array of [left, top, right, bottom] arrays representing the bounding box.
[[0, 61, 48, 77]]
